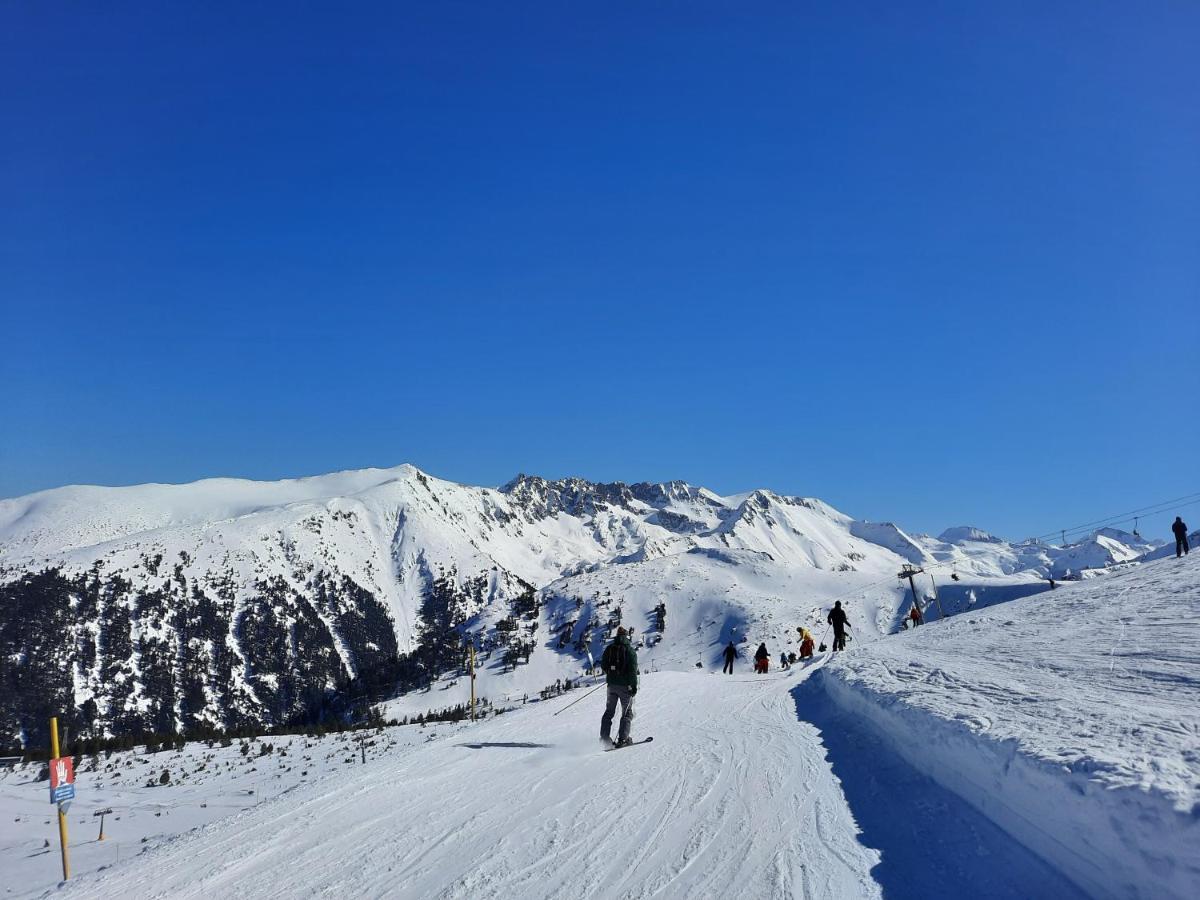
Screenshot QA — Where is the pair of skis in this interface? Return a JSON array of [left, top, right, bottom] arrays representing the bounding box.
[[604, 739, 652, 753]]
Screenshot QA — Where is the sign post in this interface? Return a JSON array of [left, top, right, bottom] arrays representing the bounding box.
[[49, 717, 73, 881]]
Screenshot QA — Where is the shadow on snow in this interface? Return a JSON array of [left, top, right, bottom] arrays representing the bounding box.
[[791, 674, 1086, 900]]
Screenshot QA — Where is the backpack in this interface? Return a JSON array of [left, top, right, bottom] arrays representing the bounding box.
[[603, 640, 630, 678]]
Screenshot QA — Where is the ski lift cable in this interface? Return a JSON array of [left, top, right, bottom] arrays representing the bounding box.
[[1037, 495, 1200, 544], [1046, 496, 1200, 546], [1060, 494, 1200, 542], [823, 493, 1200, 610], [1027, 491, 1200, 544], [1037, 491, 1200, 540], [759, 490, 1199, 616]]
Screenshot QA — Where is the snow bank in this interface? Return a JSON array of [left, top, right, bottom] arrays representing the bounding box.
[[816, 553, 1200, 900]]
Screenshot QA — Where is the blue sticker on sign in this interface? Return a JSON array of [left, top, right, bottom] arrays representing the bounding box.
[[50, 784, 75, 804]]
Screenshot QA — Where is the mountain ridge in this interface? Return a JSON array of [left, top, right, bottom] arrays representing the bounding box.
[[0, 464, 1163, 747]]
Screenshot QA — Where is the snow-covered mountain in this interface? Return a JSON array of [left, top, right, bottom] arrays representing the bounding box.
[[6, 552, 1193, 900], [0, 465, 1162, 746], [915, 523, 1163, 579]]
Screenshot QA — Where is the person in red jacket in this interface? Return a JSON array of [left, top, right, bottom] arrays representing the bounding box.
[[753, 643, 769, 673], [908, 604, 923, 628], [798, 628, 815, 659]]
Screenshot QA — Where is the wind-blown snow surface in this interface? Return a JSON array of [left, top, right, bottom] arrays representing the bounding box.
[[816, 552, 1200, 900]]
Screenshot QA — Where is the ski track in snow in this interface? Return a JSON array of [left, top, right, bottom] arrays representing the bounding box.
[[47, 664, 1091, 900], [55, 670, 877, 899]]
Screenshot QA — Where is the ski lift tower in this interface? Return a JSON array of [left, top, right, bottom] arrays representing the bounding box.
[[899, 564, 942, 620]]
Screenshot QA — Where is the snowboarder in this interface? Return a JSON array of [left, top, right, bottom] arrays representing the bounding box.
[[908, 603, 923, 628], [600, 627, 638, 749], [1173, 517, 1190, 557], [722, 641, 737, 674], [754, 643, 769, 674], [827, 601, 851, 652], [798, 628, 814, 659]]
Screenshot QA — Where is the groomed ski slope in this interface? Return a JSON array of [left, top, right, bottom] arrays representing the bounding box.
[[57, 666, 1082, 900]]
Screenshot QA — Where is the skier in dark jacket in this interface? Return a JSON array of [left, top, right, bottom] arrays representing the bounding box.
[[754, 642, 769, 674], [600, 627, 639, 749], [722, 641, 737, 674], [827, 601, 851, 651], [1173, 517, 1190, 557]]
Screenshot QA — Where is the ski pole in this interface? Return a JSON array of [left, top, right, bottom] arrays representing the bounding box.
[[553, 682, 605, 716]]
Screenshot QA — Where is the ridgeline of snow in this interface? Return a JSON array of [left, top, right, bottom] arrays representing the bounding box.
[[0, 464, 1172, 738], [916, 522, 1165, 579], [937, 525, 1002, 544]]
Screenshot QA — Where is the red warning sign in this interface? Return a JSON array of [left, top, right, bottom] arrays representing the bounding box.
[[49, 756, 75, 804]]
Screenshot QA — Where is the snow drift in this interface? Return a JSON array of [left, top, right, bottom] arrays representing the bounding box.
[[813, 553, 1200, 900]]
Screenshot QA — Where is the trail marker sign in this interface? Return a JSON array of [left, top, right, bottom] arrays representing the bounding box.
[[49, 755, 75, 804]]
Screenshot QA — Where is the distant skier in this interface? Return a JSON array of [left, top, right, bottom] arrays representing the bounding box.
[[779, 652, 789, 670], [908, 603, 922, 628], [827, 601, 851, 652], [600, 627, 639, 749], [1173, 517, 1190, 557], [798, 628, 815, 659], [754, 643, 769, 674], [722, 641, 738, 675]]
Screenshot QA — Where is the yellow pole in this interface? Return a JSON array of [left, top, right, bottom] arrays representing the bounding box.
[[49, 717, 70, 882], [469, 644, 476, 722]]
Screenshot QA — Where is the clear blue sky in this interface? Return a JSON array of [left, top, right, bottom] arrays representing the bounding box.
[[2, 2, 1197, 540]]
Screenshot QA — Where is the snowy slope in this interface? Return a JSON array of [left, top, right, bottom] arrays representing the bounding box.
[[0, 724, 473, 899], [12, 666, 1085, 900], [380, 544, 1057, 725], [817, 552, 1200, 900], [1139, 529, 1198, 562]]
